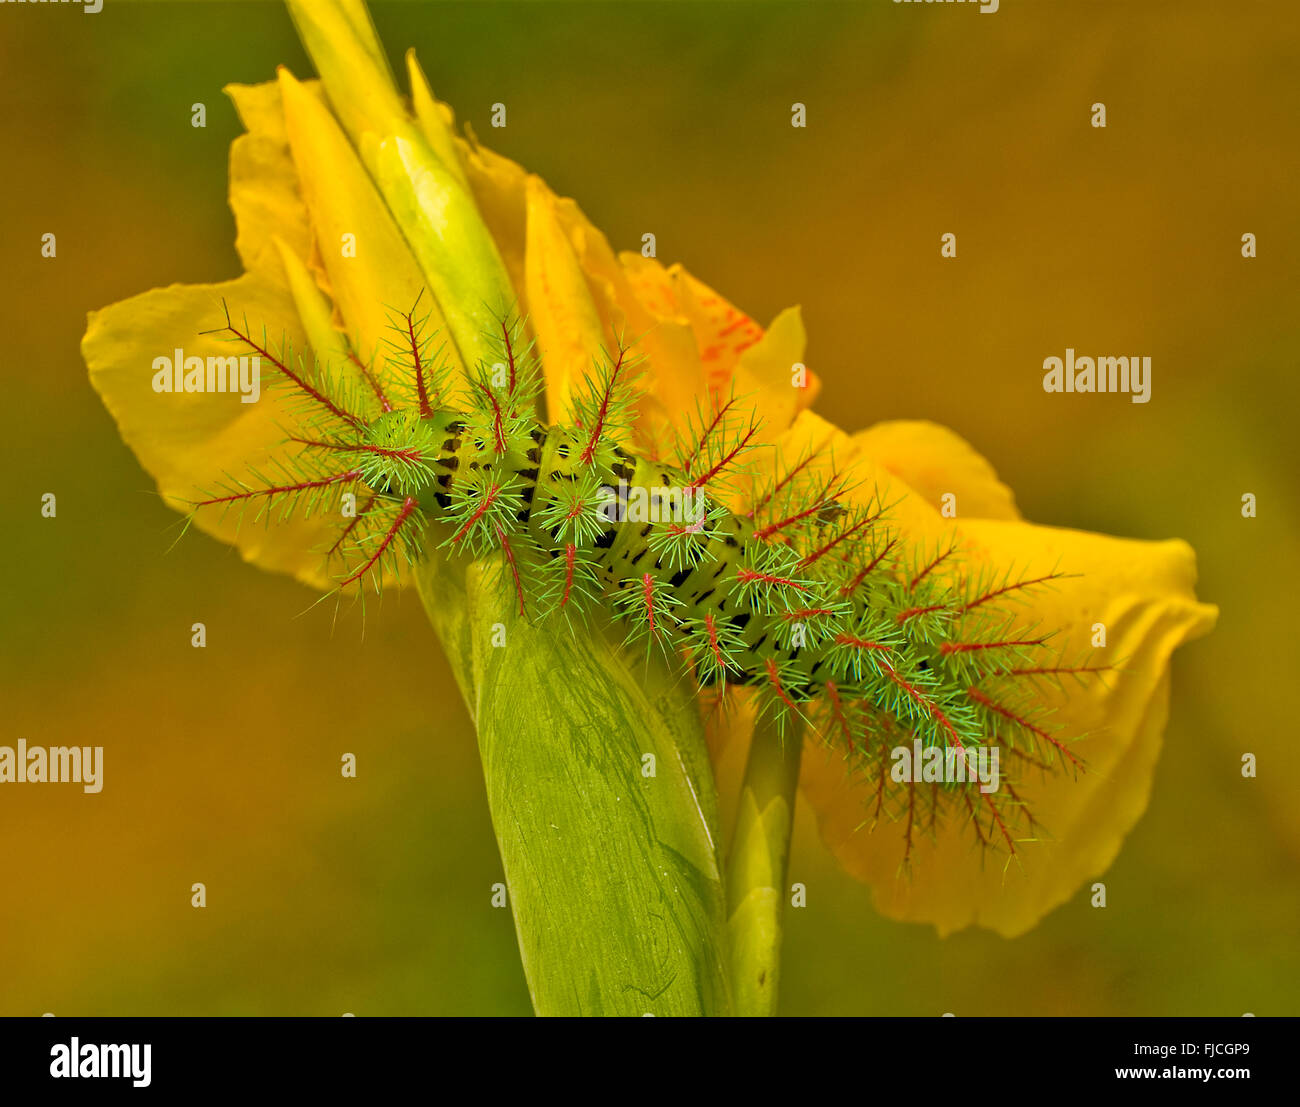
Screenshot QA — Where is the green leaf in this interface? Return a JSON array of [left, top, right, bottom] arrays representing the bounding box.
[[415, 555, 732, 1016]]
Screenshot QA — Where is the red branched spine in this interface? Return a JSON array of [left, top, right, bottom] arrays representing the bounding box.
[[895, 603, 947, 625], [499, 527, 526, 616], [840, 536, 899, 597], [679, 397, 738, 477], [799, 515, 872, 567], [579, 346, 626, 466], [289, 438, 423, 466], [328, 493, 377, 557], [909, 544, 958, 591], [833, 634, 893, 652], [1004, 664, 1110, 677], [780, 607, 840, 621], [823, 680, 854, 753], [939, 637, 1048, 656], [962, 571, 1067, 612], [764, 658, 799, 713], [966, 687, 1083, 770], [349, 351, 393, 413], [479, 383, 507, 455], [686, 420, 760, 493], [339, 495, 417, 588], [500, 319, 518, 395], [747, 440, 831, 518], [450, 483, 503, 546], [197, 468, 362, 507], [406, 301, 435, 419], [703, 613, 726, 673], [642, 572, 657, 637], [982, 792, 1016, 853], [216, 304, 366, 431], [882, 658, 964, 749], [736, 567, 812, 593]]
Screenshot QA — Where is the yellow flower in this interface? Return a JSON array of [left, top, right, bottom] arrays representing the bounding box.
[[83, 0, 1215, 944]]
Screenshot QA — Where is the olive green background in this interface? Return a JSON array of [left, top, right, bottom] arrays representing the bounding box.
[[1, 0, 1296, 1015]]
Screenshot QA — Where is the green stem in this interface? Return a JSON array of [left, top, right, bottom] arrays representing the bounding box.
[[415, 555, 732, 1016], [726, 713, 803, 1016]]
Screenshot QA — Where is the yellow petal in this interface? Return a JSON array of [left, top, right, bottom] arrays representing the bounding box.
[[83, 275, 352, 592], [667, 265, 767, 389], [277, 67, 451, 380], [600, 254, 714, 441], [731, 306, 820, 447], [616, 254, 818, 449], [524, 175, 606, 425], [552, 234, 705, 450], [225, 81, 314, 277], [454, 135, 530, 314], [800, 515, 1217, 937], [753, 410, 949, 542], [851, 421, 1021, 522], [457, 147, 710, 446], [272, 236, 349, 368]]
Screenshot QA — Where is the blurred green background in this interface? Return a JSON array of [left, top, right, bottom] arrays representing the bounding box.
[[1, 0, 1297, 1015]]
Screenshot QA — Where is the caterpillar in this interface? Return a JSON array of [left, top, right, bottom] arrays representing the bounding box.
[[191, 294, 1102, 865]]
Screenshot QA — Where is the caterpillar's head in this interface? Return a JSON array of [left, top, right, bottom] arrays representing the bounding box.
[[355, 409, 441, 498]]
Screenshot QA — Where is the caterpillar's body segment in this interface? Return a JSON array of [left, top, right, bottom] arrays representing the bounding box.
[[195, 303, 1099, 862], [414, 412, 784, 685]]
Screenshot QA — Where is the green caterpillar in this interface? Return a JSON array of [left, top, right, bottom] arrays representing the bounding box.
[[194, 297, 1097, 864]]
